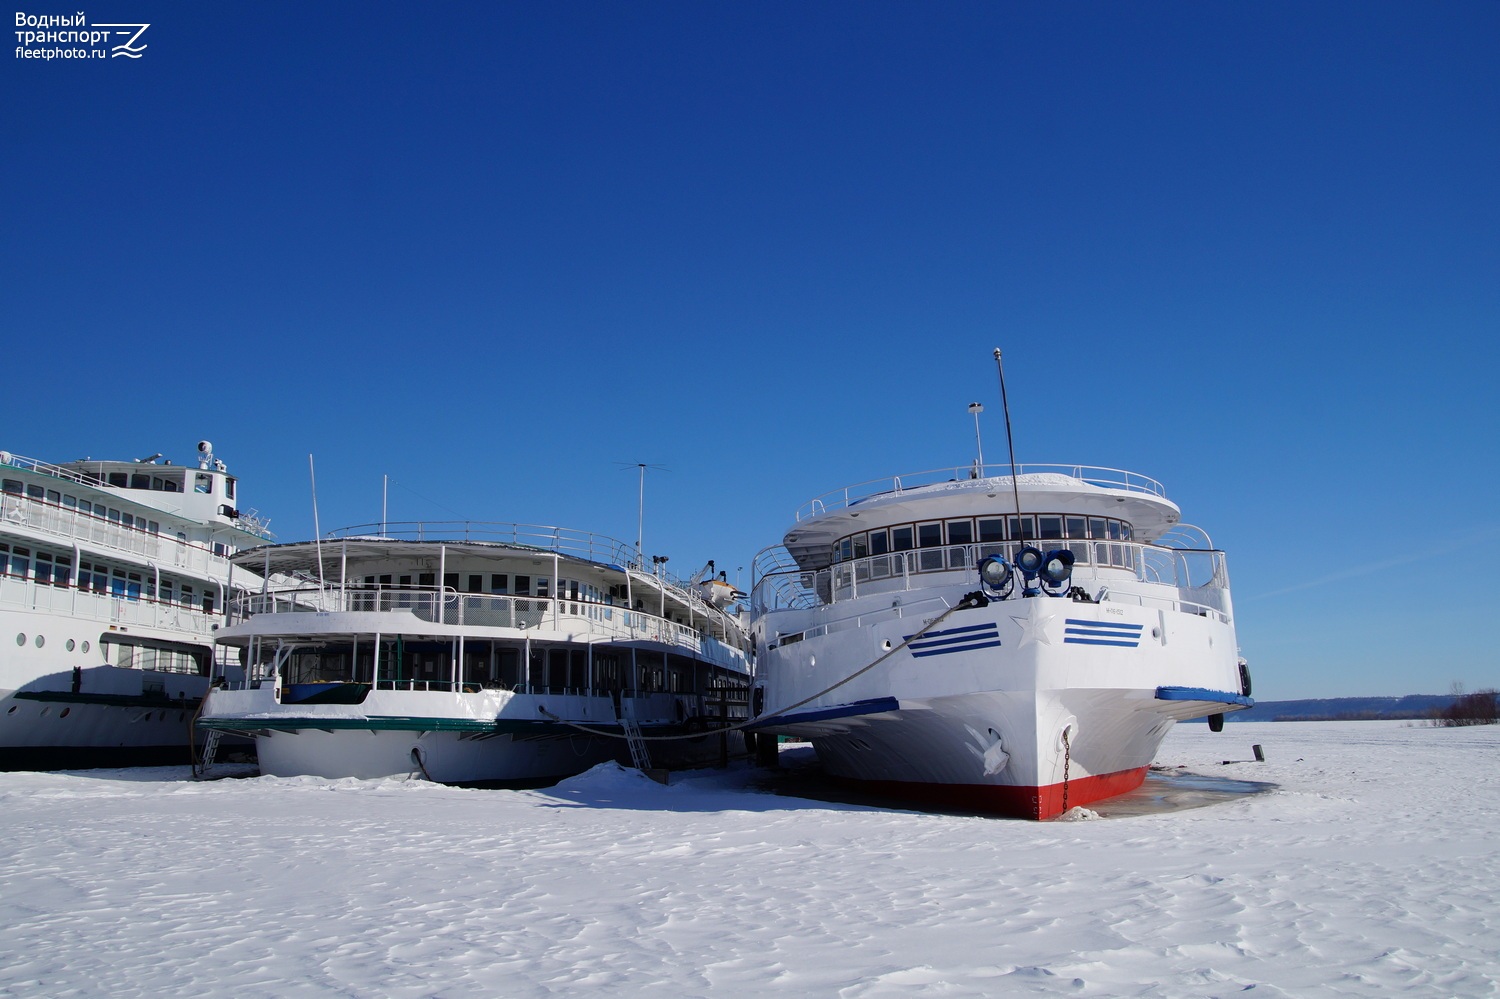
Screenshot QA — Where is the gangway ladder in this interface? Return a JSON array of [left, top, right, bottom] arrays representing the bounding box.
[[621, 714, 653, 772], [195, 729, 222, 778]]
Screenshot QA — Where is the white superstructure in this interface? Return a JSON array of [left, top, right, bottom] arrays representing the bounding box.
[[749, 464, 1251, 819], [0, 442, 272, 769], [199, 524, 751, 783]]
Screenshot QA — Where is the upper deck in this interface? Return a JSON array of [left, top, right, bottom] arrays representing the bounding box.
[[780, 464, 1182, 571], [229, 522, 749, 650], [1, 445, 273, 593], [794, 463, 1168, 522], [1, 444, 272, 543]]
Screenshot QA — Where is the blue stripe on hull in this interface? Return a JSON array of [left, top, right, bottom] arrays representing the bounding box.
[[1156, 686, 1254, 707]]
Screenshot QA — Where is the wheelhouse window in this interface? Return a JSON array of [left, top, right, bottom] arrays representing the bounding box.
[[830, 513, 1138, 568]]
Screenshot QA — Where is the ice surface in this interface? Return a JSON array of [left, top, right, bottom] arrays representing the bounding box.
[[1, 720, 1496, 997]]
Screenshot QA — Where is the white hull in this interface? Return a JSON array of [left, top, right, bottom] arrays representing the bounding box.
[[757, 589, 1244, 817], [206, 682, 734, 784], [255, 728, 618, 783], [751, 464, 1251, 818], [1, 442, 269, 769], [0, 606, 224, 768]]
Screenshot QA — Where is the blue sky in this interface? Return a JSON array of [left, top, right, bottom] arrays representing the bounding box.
[[7, 2, 1498, 699]]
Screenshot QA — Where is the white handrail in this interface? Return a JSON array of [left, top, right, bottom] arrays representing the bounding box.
[[794, 463, 1168, 522]]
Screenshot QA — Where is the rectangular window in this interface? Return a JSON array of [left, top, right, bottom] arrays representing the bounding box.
[[514, 575, 530, 596], [837, 538, 853, 562], [490, 574, 508, 594], [1066, 517, 1087, 539], [108, 473, 127, 487], [46, 489, 60, 504], [946, 520, 973, 546], [130, 474, 150, 490], [978, 518, 1006, 543], [917, 523, 943, 548], [443, 573, 459, 591], [891, 526, 914, 552], [418, 572, 435, 588], [468, 574, 484, 593], [63, 495, 77, 510], [1008, 515, 1036, 541], [77, 500, 91, 516], [852, 533, 869, 560], [867, 530, 888, 556], [1090, 518, 1107, 539], [1039, 516, 1063, 540]]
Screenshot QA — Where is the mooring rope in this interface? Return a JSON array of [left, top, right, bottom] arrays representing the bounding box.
[[537, 591, 988, 743]]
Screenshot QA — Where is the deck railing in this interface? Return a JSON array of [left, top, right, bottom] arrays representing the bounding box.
[[325, 521, 637, 566], [229, 584, 747, 670], [795, 464, 1168, 522], [1, 491, 228, 576], [753, 539, 1230, 622], [0, 573, 219, 635]]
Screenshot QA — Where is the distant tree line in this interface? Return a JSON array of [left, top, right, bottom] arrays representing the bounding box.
[[1432, 690, 1499, 727]]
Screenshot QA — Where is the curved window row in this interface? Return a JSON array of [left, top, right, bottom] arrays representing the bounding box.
[[833, 513, 1134, 564]]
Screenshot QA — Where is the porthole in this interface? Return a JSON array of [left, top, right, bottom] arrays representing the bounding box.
[[66, 639, 76, 652], [40, 707, 50, 718], [59, 708, 70, 718], [15, 634, 24, 647], [34, 635, 44, 648], [6, 705, 16, 715], [81, 641, 90, 653]]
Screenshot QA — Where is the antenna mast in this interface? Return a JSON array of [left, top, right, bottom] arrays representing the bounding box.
[[309, 454, 326, 594], [993, 348, 1025, 531]]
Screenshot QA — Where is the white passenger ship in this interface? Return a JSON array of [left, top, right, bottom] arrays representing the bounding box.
[[749, 464, 1252, 819], [1, 442, 272, 769], [198, 524, 751, 784]]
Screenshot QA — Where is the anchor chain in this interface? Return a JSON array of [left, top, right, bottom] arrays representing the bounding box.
[[1060, 727, 1072, 816]]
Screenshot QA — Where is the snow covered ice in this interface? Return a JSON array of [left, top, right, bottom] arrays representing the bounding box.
[[2, 720, 1497, 997]]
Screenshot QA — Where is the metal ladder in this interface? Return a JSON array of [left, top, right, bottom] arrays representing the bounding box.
[[621, 715, 652, 772], [195, 729, 222, 778]]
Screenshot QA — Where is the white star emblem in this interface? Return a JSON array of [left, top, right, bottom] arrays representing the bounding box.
[[1010, 610, 1056, 648]]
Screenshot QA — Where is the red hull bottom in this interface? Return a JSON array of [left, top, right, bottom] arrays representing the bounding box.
[[837, 765, 1150, 820]]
